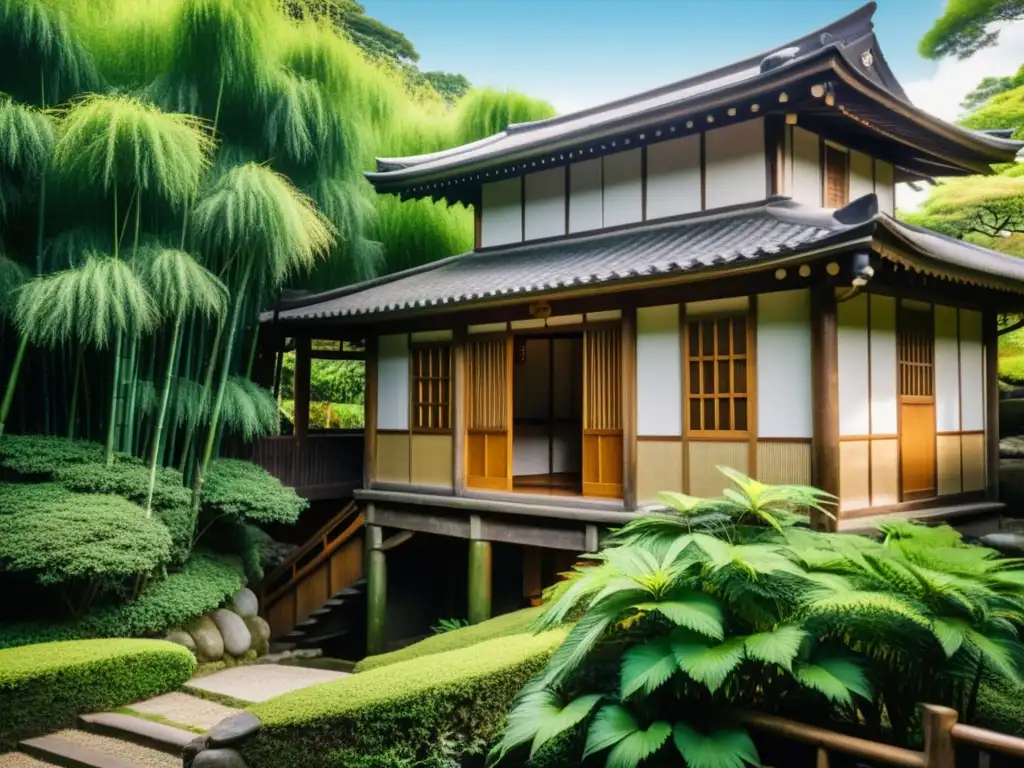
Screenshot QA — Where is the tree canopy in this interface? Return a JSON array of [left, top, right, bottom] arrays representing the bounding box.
[[961, 64, 1024, 112], [919, 0, 1024, 59]]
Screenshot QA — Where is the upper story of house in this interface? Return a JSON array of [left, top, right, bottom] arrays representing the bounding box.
[[365, 3, 1020, 250]]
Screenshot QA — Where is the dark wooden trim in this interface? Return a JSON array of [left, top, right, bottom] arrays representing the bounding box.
[[452, 325, 467, 496], [638, 434, 683, 442], [474, 201, 482, 250], [957, 307, 964, 494], [699, 132, 707, 211], [811, 283, 839, 531], [363, 335, 378, 489], [748, 295, 759, 479], [564, 164, 571, 234], [640, 146, 648, 222], [310, 349, 366, 361], [984, 310, 1000, 501], [376, 429, 410, 435], [679, 302, 689, 493], [293, 336, 311, 440], [756, 437, 813, 444], [840, 433, 898, 442], [621, 307, 638, 510], [764, 115, 785, 198], [520, 174, 526, 242]]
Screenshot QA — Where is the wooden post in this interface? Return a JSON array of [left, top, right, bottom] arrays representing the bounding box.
[[921, 704, 957, 768], [294, 336, 311, 440], [984, 311, 1000, 501], [365, 524, 387, 655], [522, 546, 542, 605], [452, 326, 466, 496], [363, 336, 378, 490], [811, 283, 839, 531], [621, 307, 638, 510], [467, 515, 492, 624]]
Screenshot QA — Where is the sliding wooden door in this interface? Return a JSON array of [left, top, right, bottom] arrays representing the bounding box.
[[898, 303, 936, 501], [465, 336, 513, 490], [582, 324, 623, 498]]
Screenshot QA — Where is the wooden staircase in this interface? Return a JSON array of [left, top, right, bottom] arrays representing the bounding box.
[[258, 500, 367, 658]]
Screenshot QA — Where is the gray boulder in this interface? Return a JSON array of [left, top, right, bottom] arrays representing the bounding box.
[[1000, 436, 1024, 458], [211, 608, 251, 657], [230, 587, 259, 618], [192, 748, 247, 768], [242, 615, 271, 657], [165, 629, 197, 655], [185, 615, 224, 663], [980, 532, 1024, 556], [208, 712, 262, 748]]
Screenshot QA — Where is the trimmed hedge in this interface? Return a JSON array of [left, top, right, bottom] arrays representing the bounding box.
[[202, 459, 308, 525], [244, 629, 566, 768], [0, 552, 245, 649], [354, 606, 543, 672], [0, 638, 195, 748], [0, 435, 139, 478]]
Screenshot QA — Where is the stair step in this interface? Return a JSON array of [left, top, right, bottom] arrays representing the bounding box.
[[20, 730, 177, 768], [0, 751, 58, 766], [284, 629, 307, 640], [296, 628, 350, 647], [268, 641, 297, 654], [294, 618, 320, 628], [330, 587, 361, 598], [321, 599, 347, 608], [309, 607, 334, 617], [78, 713, 194, 755]]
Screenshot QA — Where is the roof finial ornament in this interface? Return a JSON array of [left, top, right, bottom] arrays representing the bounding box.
[[819, 31, 833, 45]]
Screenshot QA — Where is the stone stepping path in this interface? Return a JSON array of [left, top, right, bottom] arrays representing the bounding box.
[[21, 730, 178, 768], [184, 663, 347, 703], [0, 753, 53, 767], [126, 692, 240, 732]]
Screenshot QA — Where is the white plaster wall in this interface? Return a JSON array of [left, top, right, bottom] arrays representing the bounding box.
[[636, 305, 682, 436], [704, 118, 765, 209], [875, 160, 895, 216], [849, 150, 874, 201], [869, 295, 898, 435], [790, 126, 821, 207], [934, 304, 961, 432], [481, 178, 522, 247], [524, 168, 565, 241], [757, 290, 812, 438], [838, 292, 870, 436], [960, 309, 984, 431], [646, 135, 701, 219], [603, 148, 643, 227], [569, 158, 603, 233], [377, 333, 409, 430]]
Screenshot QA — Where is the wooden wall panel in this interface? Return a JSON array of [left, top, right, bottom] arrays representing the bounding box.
[[962, 432, 985, 492], [467, 339, 508, 430], [937, 434, 962, 496], [704, 118, 765, 209], [934, 305, 961, 432], [756, 440, 811, 485], [757, 290, 812, 438], [871, 439, 899, 507], [569, 158, 603, 233], [481, 178, 523, 247], [524, 168, 566, 241], [870, 295, 898, 435], [377, 334, 409, 431], [837, 293, 870, 436], [688, 441, 747, 498], [603, 149, 643, 227], [636, 305, 681, 436], [646, 135, 701, 219], [790, 126, 821, 206], [583, 434, 623, 498], [411, 434, 453, 488], [585, 326, 623, 431], [839, 440, 871, 511], [637, 439, 683, 502], [376, 432, 410, 484], [467, 432, 510, 490]]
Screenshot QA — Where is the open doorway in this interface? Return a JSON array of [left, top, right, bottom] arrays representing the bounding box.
[[511, 334, 583, 495]]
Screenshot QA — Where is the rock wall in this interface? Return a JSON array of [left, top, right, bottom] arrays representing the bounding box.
[[166, 587, 271, 666]]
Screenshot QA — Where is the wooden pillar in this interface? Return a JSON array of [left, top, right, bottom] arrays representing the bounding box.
[[811, 284, 839, 531], [984, 311, 1000, 502], [365, 524, 387, 655], [921, 704, 957, 768], [621, 307, 638, 510], [522, 546, 542, 605], [363, 336, 378, 490], [467, 515, 492, 624], [293, 336, 311, 440], [452, 326, 466, 495]]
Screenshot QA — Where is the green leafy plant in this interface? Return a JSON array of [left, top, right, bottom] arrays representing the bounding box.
[[432, 617, 470, 635], [201, 458, 308, 526]]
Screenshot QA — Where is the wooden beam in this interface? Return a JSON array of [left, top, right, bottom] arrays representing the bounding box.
[[293, 336, 311, 440], [363, 336, 378, 490], [984, 310, 1000, 502], [365, 524, 386, 655], [380, 530, 415, 552], [452, 326, 467, 495], [309, 349, 366, 361], [621, 307, 638, 510], [811, 283, 839, 531]]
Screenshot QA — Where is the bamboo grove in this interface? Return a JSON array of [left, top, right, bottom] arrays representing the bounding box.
[[0, 0, 555, 531]]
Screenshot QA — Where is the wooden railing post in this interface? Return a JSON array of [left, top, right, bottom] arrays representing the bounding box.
[[922, 704, 958, 768], [366, 522, 387, 655]]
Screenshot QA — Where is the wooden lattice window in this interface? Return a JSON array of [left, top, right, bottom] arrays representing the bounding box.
[[824, 144, 849, 208], [685, 315, 749, 434], [410, 344, 451, 432], [898, 306, 934, 397]]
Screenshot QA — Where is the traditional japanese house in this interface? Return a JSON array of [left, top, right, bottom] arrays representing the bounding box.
[[259, 2, 1024, 652]]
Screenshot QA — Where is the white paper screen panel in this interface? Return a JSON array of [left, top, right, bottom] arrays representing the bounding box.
[[757, 290, 812, 438], [790, 126, 821, 207], [481, 178, 522, 247], [569, 158, 603, 233], [704, 118, 765, 209], [646, 135, 701, 219], [377, 333, 409, 431], [636, 305, 682, 436], [869, 295, 898, 435], [602, 149, 643, 227], [959, 309, 984, 431], [849, 150, 874, 202], [875, 160, 895, 216], [524, 168, 565, 241], [934, 305, 961, 432], [838, 293, 870, 436]]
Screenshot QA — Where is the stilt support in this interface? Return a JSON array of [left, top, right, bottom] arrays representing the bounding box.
[[468, 516, 492, 624], [366, 525, 386, 655]]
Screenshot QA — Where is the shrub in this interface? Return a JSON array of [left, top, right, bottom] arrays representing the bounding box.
[[155, 505, 194, 567], [355, 607, 545, 673], [202, 459, 308, 525], [53, 461, 191, 512], [0, 638, 195, 748], [0, 552, 245, 648], [243, 630, 566, 768], [0, 435, 139, 478]]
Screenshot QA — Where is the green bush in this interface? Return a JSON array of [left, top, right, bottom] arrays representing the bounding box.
[[202, 459, 308, 525], [355, 607, 544, 672], [0, 482, 69, 514], [0, 552, 245, 648], [155, 505, 194, 567], [0, 638, 195, 748], [0, 435, 139, 477], [243, 630, 566, 768], [53, 462, 191, 512]]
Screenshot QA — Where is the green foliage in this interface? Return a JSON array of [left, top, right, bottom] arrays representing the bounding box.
[[0, 97, 54, 180], [0, 551, 245, 648], [919, 0, 1024, 59], [432, 617, 470, 634], [243, 630, 566, 768], [53, 461, 191, 511], [141, 247, 227, 321], [221, 376, 279, 440], [453, 89, 556, 146], [961, 64, 1024, 112], [423, 71, 472, 105], [0, 434, 140, 477], [999, 398, 1024, 436], [0, 638, 195, 748], [355, 606, 545, 672], [279, 399, 364, 429], [0, 255, 29, 315], [202, 458, 308, 524], [961, 81, 1024, 137], [280, 350, 364, 405]]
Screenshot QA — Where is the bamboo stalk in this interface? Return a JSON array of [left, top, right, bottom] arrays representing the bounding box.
[[0, 335, 30, 439], [146, 312, 183, 517], [67, 344, 83, 438]]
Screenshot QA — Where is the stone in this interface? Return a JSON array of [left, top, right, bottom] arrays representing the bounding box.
[[999, 436, 1024, 458], [211, 608, 252, 657], [230, 587, 259, 618], [166, 628, 197, 655], [980, 532, 1024, 556], [183, 735, 209, 762], [243, 616, 271, 657], [207, 712, 262, 748], [186, 615, 224, 663], [192, 748, 248, 768]]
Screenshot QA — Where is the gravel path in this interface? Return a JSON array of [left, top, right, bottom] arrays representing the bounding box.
[[185, 663, 348, 703], [0, 753, 54, 767], [49, 730, 178, 768], [128, 692, 241, 731]]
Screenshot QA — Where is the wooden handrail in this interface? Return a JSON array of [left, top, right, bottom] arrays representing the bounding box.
[[952, 723, 1024, 758], [261, 500, 359, 590]]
